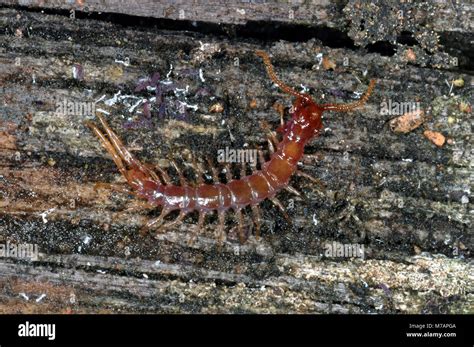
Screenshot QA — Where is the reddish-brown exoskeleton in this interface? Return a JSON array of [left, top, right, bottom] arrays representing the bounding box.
[[87, 50, 375, 244]]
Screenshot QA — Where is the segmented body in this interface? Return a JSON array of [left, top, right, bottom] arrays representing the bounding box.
[[136, 109, 318, 211], [87, 50, 375, 243]]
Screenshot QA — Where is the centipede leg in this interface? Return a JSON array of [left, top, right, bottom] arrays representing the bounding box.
[[161, 210, 187, 230], [216, 210, 226, 245], [207, 157, 220, 182], [270, 197, 290, 222], [257, 150, 266, 170], [277, 105, 285, 127], [284, 185, 302, 197], [251, 205, 261, 240], [120, 200, 156, 219], [235, 208, 245, 244], [191, 158, 205, 185], [250, 154, 256, 171], [153, 165, 172, 185], [267, 132, 280, 153], [224, 163, 233, 182], [267, 137, 276, 153], [295, 170, 325, 190], [240, 162, 247, 178], [169, 159, 187, 186], [188, 211, 207, 245], [144, 207, 171, 233]]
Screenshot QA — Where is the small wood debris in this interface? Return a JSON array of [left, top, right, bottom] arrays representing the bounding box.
[[209, 103, 224, 113], [459, 101, 471, 113], [452, 78, 464, 88], [423, 130, 445, 147], [405, 48, 416, 62], [389, 109, 424, 133], [322, 56, 336, 70]]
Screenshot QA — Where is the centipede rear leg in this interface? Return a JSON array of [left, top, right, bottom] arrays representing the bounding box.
[[86, 119, 128, 179], [87, 114, 160, 185], [93, 182, 132, 195]]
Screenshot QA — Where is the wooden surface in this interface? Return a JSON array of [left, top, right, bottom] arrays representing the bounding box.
[[1, 0, 472, 33], [0, 1, 472, 313]]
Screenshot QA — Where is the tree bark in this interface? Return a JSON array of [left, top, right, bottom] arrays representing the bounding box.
[[0, 2, 472, 313]]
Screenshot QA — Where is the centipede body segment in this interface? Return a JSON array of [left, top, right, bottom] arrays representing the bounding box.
[[86, 50, 376, 244]]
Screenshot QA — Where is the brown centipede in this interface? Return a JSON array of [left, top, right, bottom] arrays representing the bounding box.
[[86, 50, 376, 244]]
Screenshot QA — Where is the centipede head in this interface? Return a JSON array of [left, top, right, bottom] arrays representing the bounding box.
[[256, 50, 375, 138], [256, 51, 324, 134], [292, 94, 323, 131]]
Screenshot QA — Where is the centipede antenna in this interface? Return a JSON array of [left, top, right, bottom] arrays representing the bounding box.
[[256, 50, 308, 100], [320, 79, 376, 112]]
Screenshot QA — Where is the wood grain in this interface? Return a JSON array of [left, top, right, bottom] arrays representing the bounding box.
[[0, 3, 472, 313]]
